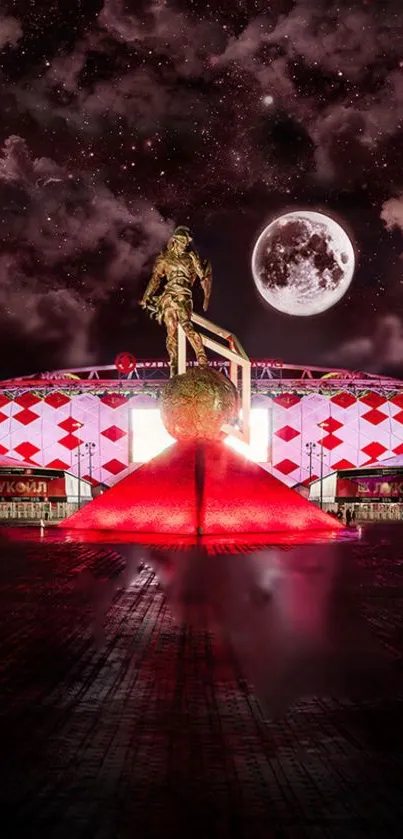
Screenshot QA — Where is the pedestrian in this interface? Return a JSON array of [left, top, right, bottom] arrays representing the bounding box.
[[346, 508, 352, 526]]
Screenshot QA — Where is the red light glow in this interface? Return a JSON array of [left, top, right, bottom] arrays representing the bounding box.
[[62, 441, 342, 536]]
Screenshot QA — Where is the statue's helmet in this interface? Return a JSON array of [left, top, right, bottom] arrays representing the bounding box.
[[169, 225, 192, 248]]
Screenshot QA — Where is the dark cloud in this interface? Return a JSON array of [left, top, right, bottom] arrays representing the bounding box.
[[381, 193, 403, 234], [8, 0, 402, 193], [215, 0, 403, 182], [0, 252, 94, 367], [0, 1, 403, 372], [0, 135, 173, 370], [98, 0, 222, 75], [326, 315, 403, 374], [0, 14, 23, 49]]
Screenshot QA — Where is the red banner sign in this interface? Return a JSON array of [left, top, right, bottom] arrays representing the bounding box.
[[0, 476, 66, 498], [337, 475, 403, 499]]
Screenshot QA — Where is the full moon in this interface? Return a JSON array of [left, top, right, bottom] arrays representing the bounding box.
[[252, 211, 355, 316]]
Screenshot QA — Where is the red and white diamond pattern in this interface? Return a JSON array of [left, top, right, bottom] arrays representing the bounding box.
[[270, 390, 403, 486], [0, 392, 129, 485], [1, 389, 403, 487]]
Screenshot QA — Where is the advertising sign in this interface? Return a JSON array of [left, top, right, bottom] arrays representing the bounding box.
[[0, 475, 66, 498], [337, 474, 403, 500]]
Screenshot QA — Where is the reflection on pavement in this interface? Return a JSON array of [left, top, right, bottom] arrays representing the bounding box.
[[148, 544, 391, 717]]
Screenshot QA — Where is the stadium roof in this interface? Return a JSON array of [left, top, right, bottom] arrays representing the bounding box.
[[0, 454, 36, 469], [1, 362, 403, 396], [362, 454, 403, 469]]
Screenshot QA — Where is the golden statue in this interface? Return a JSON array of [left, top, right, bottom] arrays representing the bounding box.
[[140, 226, 212, 377]]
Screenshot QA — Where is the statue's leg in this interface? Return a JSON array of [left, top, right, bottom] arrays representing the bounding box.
[[179, 300, 207, 367], [164, 306, 178, 377]]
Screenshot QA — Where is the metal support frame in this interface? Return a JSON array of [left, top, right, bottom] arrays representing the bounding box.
[[177, 313, 251, 444], [2, 365, 403, 408], [177, 321, 187, 377]]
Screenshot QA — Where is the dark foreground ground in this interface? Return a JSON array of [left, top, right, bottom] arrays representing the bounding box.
[[0, 526, 403, 839]]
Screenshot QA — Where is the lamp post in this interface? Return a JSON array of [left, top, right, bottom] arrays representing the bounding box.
[[317, 418, 331, 511], [305, 441, 317, 482], [319, 444, 324, 510], [85, 442, 96, 482], [75, 446, 85, 510]]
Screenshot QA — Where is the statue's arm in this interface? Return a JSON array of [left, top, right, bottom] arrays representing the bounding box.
[[191, 251, 212, 312], [140, 255, 165, 306]]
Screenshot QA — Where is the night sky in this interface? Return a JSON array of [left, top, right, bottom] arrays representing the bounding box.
[[1, 0, 403, 377]]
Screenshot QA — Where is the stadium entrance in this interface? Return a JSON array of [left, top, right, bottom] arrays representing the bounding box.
[[309, 456, 403, 522], [0, 456, 92, 523]]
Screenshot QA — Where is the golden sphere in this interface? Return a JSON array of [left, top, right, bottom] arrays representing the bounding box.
[[161, 367, 239, 441]]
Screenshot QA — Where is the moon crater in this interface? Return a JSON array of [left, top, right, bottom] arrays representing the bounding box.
[[252, 211, 355, 316]]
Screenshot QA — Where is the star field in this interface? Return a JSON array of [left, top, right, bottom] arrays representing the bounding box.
[[0, 0, 403, 375]]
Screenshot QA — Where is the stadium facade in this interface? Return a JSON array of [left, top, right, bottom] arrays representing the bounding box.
[[1, 360, 403, 495]]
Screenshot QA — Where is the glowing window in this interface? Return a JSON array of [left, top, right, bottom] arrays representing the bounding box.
[[131, 409, 175, 463], [225, 408, 270, 463], [131, 407, 270, 464]]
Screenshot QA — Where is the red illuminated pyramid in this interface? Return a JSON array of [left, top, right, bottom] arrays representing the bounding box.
[[62, 441, 340, 535]]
